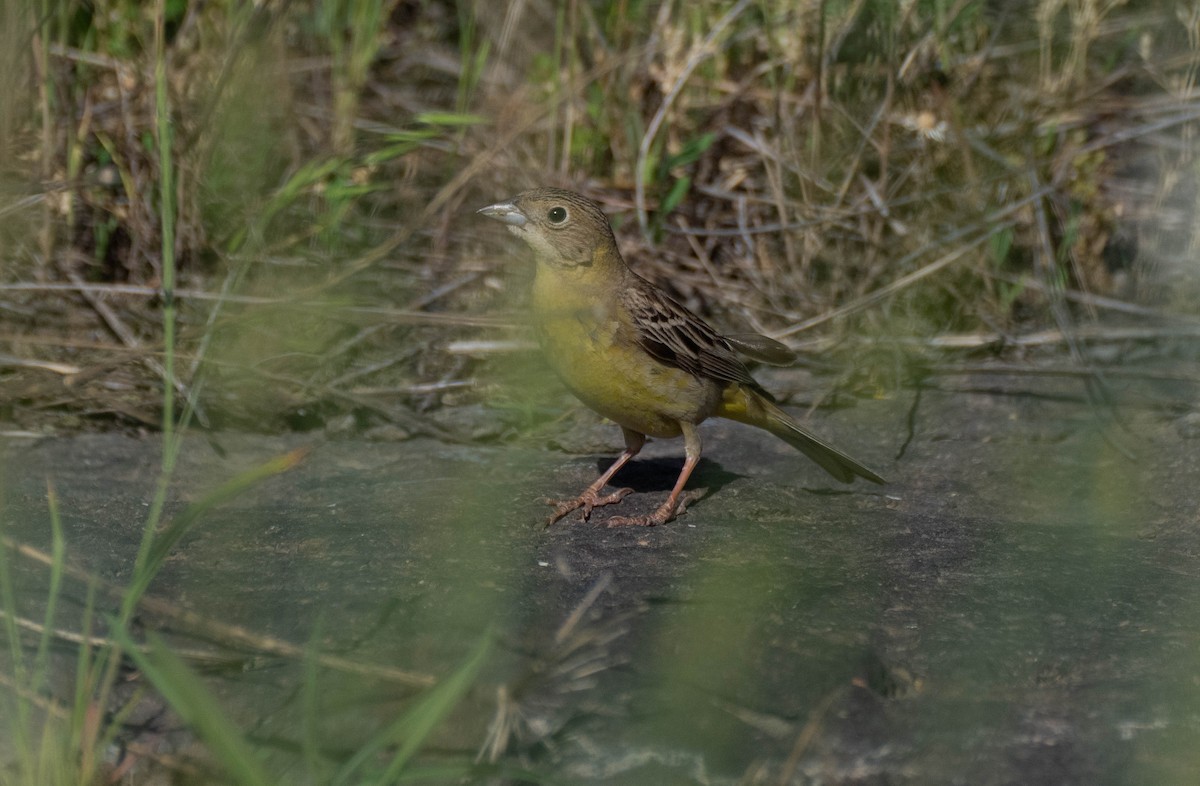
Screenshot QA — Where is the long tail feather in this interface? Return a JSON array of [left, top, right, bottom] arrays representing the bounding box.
[[720, 386, 885, 484], [763, 403, 885, 484]]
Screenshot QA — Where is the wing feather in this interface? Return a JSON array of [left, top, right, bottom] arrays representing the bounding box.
[[620, 281, 761, 389]]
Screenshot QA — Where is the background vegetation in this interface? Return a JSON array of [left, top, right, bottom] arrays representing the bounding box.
[[2, 0, 1199, 782], [1, 0, 1196, 436]]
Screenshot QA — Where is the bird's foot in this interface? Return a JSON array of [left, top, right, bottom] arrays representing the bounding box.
[[603, 492, 693, 528], [603, 513, 662, 528], [543, 487, 633, 527]]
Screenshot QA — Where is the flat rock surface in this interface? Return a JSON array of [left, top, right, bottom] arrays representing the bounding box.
[[2, 371, 1199, 783]]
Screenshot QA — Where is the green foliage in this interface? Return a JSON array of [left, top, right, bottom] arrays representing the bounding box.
[[456, 3, 491, 115], [988, 226, 1015, 269], [654, 130, 717, 233], [124, 450, 309, 622], [331, 634, 491, 784], [0, 493, 99, 786], [0, 442, 506, 783], [116, 629, 273, 786], [316, 0, 396, 153]]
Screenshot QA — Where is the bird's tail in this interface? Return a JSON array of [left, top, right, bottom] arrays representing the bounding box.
[[718, 385, 885, 485]]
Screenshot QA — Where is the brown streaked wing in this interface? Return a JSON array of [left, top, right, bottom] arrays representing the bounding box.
[[620, 280, 758, 388]]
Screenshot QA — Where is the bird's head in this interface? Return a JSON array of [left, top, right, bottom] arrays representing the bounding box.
[[477, 188, 620, 270]]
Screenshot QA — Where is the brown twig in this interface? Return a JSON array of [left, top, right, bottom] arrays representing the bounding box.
[[65, 269, 210, 428], [0, 354, 81, 374]]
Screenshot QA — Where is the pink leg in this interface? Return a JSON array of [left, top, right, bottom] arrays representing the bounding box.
[[545, 428, 645, 526], [606, 422, 701, 528]]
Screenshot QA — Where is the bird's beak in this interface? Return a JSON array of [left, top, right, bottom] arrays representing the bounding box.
[[476, 201, 528, 228]]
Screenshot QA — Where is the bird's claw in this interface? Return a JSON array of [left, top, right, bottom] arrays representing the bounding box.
[[603, 514, 660, 528], [543, 487, 633, 527], [603, 492, 691, 528]]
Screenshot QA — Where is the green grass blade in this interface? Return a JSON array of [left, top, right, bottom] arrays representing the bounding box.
[[413, 111, 488, 127], [30, 480, 65, 693], [121, 447, 308, 620], [333, 631, 492, 784], [112, 625, 272, 786], [0, 528, 34, 780]]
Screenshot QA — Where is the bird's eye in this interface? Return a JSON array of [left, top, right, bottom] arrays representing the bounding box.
[[547, 206, 568, 224]]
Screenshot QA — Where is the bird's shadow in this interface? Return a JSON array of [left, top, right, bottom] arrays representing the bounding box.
[[584, 455, 743, 509]]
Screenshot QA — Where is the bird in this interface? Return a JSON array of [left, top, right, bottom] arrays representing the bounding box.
[[478, 187, 884, 527]]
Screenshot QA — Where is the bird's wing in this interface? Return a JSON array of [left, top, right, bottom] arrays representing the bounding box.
[[724, 332, 796, 365], [620, 281, 759, 388]]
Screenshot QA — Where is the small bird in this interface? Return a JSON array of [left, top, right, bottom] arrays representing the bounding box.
[[478, 187, 884, 527]]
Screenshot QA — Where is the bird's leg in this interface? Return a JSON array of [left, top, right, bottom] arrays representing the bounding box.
[[606, 422, 701, 528], [545, 429, 644, 526]]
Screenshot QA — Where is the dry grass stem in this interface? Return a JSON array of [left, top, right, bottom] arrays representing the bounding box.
[[1, 534, 435, 688]]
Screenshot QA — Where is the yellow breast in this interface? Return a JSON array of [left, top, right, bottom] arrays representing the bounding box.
[[531, 270, 720, 438]]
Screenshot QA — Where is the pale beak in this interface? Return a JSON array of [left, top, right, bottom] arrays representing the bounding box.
[[476, 201, 527, 227]]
